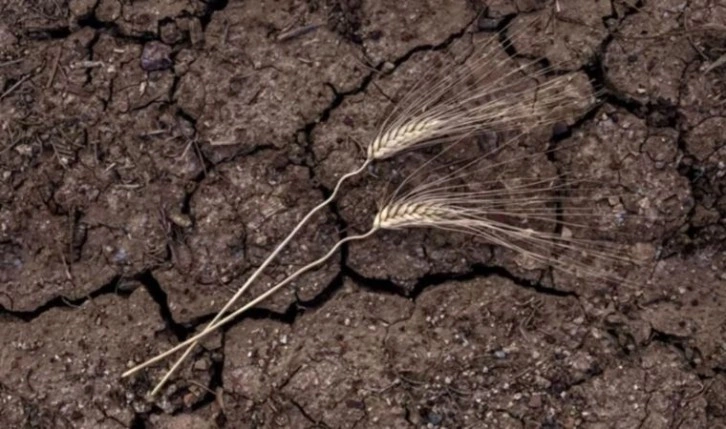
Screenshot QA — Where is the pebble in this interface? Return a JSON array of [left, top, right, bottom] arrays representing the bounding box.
[[169, 211, 193, 228], [141, 41, 173, 71], [427, 412, 443, 426], [193, 359, 209, 371]]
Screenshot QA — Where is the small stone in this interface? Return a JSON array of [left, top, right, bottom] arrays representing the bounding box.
[[168, 211, 193, 228], [182, 392, 196, 408], [534, 375, 552, 389], [14, 144, 33, 156], [141, 41, 173, 72], [427, 412, 443, 426], [380, 61, 395, 74], [193, 359, 210, 371]]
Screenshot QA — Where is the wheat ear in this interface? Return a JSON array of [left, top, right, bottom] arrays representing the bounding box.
[[369, 16, 599, 160], [373, 199, 637, 283], [367, 64, 595, 160], [377, 148, 643, 282]]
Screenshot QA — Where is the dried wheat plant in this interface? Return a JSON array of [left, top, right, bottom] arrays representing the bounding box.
[[122, 21, 600, 395], [120, 133, 646, 378]]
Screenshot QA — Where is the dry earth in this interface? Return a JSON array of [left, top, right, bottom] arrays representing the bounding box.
[[0, 0, 725, 428]]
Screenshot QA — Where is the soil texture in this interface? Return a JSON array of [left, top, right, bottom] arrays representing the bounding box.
[[1, 0, 725, 428]]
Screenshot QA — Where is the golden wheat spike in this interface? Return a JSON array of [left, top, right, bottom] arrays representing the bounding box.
[[376, 139, 644, 284], [367, 19, 598, 161]]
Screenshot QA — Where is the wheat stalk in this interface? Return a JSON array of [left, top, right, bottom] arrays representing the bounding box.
[[122, 20, 599, 395], [121, 135, 644, 365]]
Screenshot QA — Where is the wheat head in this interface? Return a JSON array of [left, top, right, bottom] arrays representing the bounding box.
[[372, 140, 645, 284]]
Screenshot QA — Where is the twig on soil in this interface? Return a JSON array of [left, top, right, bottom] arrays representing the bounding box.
[[60, 297, 82, 309], [48, 139, 69, 169], [361, 379, 400, 394], [0, 131, 21, 155], [58, 247, 73, 282], [353, 55, 382, 75], [47, 46, 62, 88], [191, 138, 207, 177], [0, 58, 23, 68], [25, 369, 35, 394], [613, 24, 726, 41], [277, 24, 322, 42], [704, 53, 726, 74], [0, 74, 32, 101], [187, 379, 218, 397]]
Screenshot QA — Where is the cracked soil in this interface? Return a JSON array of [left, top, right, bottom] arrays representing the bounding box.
[[1, 0, 725, 428]]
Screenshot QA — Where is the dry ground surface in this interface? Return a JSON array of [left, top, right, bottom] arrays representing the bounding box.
[[1, 0, 725, 428]]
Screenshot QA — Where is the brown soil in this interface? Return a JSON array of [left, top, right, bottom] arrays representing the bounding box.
[[1, 0, 725, 428]]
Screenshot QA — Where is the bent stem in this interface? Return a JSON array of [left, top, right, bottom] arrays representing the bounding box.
[[131, 228, 378, 397], [122, 160, 371, 392]]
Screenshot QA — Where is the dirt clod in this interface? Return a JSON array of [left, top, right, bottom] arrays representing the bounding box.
[[141, 41, 173, 72]]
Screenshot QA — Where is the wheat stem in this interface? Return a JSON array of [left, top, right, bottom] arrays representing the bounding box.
[[122, 161, 370, 386], [127, 229, 378, 391]]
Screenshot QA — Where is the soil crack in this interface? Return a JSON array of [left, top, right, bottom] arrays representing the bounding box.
[[136, 270, 189, 340], [0, 275, 123, 322]]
